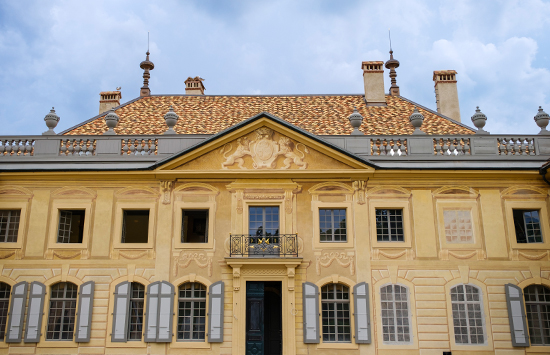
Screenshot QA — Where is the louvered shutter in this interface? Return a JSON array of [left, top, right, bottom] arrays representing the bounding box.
[[75, 281, 95, 342], [24, 281, 45, 343], [208, 281, 224, 342], [157, 281, 174, 342], [144, 282, 159, 342], [505, 283, 529, 347], [302, 282, 320, 343], [5, 281, 27, 343], [353, 282, 371, 344], [111, 281, 130, 342]]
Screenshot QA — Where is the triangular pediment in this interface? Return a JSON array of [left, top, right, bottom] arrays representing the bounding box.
[[156, 113, 375, 172]]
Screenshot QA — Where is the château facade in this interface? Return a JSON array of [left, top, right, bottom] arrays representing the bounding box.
[[0, 52, 549, 355]]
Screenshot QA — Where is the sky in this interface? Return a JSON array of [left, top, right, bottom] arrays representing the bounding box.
[[0, 0, 549, 135]]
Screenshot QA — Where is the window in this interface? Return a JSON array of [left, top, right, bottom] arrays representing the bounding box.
[[450, 284, 485, 344], [443, 210, 473, 243], [380, 284, 411, 343], [122, 210, 149, 243], [128, 282, 145, 340], [513, 209, 542, 243], [0, 210, 20, 243], [0, 282, 10, 340], [319, 209, 347, 242], [57, 210, 85, 243], [181, 210, 208, 243], [177, 282, 207, 341], [376, 209, 404, 242], [321, 283, 351, 342], [46, 282, 78, 340], [249, 206, 279, 236], [524, 284, 550, 345]]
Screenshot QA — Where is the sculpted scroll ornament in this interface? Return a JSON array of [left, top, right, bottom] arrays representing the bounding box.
[[173, 252, 213, 277], [220, 127, 309, 169], [316, 252, 355, 276]]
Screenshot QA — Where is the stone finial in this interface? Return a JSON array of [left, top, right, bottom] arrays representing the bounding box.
[[471, 106, 489, 135], [385, 50, 400, 96], [409, 107, 426, 135], [534, 106, 550, 135], [103, 109, 119, 135], [42, 107, 60, 135], [140, 51, 154, 97], [348, 107, 363, 135], [164, 106, 179, 135]]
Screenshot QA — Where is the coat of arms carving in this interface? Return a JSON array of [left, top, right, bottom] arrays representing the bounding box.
[[220, 127, 309, 169]]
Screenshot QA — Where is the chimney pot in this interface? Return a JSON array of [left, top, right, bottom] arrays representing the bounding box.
[[361, 61, 385, 105], [433, 70, 461, 122], [99, 91, 121, 114], [185, 77, 205, 95]]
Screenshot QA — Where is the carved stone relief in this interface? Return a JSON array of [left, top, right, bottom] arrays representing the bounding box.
[[372, 248, 415, 261], [220, 127, 309, 169], [315, 251, 355, 276], [111, 249, 155, 260], [160, 181, 174, 204], [173, 252, 213, 277], [352, 180, 367, 205]]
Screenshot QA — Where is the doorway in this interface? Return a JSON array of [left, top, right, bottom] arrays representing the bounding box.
[[246, 281, 282, 355]]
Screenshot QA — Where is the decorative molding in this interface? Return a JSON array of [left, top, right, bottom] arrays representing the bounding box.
[[315, 251, 355, 276], [236, 190, 244, 214], [51, 186, 96, 199], [45, 249, 83, 260], [115, 186, 159, 199], [511, 249, 549, 261], [0, 250, 16, 259], [241, 269, 287, 276], [367, 185, 411, 198], [388, 265, 398, 284], [458, 265, 470, 284], [432, 185, 479, 198], [285, 190, 293, 214], [244, 194, 284, 200], [372, 248, 415, 260], [112, 249, 155, 260], [501, 185, 548, 199], [352, 180, 367, 204], [439, 249, 486, 260], [173, 252, 213, 277], [0, 185, 33, 198], [160, 181, 174, 204], [220, 127, 309, 169]]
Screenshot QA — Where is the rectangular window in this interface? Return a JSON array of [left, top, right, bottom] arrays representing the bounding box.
[[181, 210, 208, 243], [122, 210, 149, 243], [513, 209, 542, 243], [319, 209, 347, 242], [376, 209, 404, 242], [57, 210, 85, 243], [443, 210, 474, 243], [0, 210, 20, 243]]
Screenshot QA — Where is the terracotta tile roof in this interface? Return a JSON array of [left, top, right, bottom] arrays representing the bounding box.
[[63, 94, 475, 136]]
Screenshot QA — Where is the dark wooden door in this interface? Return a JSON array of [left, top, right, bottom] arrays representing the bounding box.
[[246, 282, 264, 355]]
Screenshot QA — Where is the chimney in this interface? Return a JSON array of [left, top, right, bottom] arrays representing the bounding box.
[[99, 91, 121, 114], [433, 70, 461, 122], [185, 77, 205, 95], [361, 61, 385, 105]]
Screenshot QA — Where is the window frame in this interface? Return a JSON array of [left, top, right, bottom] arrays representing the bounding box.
[[173, 201, 215, 250], [523, 284, 550, 346], [177, 282, 207, 342], [312, 201, 354, 249], [369, 199, 412, 249], [379, 283, 413, 345], [0, 282, 11, 344], [436, 199, 482, 251], [0, 201, 29, 250], [505, 200, 550, 250], [47, 200, 92, 251], [113, 201, 156, 250], [512, 209, 543, 244], [319, 208, 348, 243], [127, 282, 145, 341], [449, 284, 486, 346], [320, 283, 352, 344], [45, 282, 78, 341]]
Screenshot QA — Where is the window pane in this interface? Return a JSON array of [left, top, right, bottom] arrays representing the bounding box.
[[443, 210, 473, 243], [46, 282, 78, 340], [0, 210, 21, 243], [181, 210, 208, 243], [376, 209, 404, 242], [513, 209, 542, 244], [319, 209, 347, 242], [524, 285, 550, 345], [450, 284, 485, 344], [321, 284, 351, 343], [0, 282, 10, 340], [380, 284, 411, 343], [178, 282, 207, 341], [128, 283, 145, 340]]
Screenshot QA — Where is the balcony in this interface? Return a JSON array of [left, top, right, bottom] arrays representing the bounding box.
[[229, 234, 299, 257]]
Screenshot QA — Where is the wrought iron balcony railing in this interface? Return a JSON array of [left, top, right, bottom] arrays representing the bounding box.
[[229, 234, 299, 257]]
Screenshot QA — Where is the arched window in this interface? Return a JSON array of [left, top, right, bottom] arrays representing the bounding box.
[[46, 282, 78, 340], [321, 283, 351, 342], [380, 284, 411, 343], [128, 282, 145, 340], [178, 282, 207, 341], [450, 284, 485, 344], [524, 284, 550, 345], [0, 282, 10, 340]]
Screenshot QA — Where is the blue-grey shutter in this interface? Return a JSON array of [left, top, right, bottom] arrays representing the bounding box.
[[302, 282, 320, 343], [207, 281, 224, 342], [111, 281, 130, 342], [75, 281, 95, 342], [24, 281, 45, 343], [5, 281, 27, 343], [505, 283, 529, 347], [353, 282, 371, 344], [157, 281, 174, 342], [144, 282, 159, 342]]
